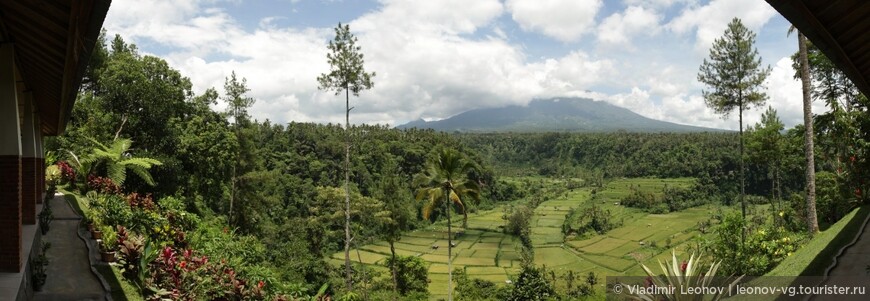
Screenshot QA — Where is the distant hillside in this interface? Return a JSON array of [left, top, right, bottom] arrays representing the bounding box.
[[396, 97, 724, 133]]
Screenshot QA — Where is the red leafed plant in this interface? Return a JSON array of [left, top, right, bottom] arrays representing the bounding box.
[[88, 175, 121, 195], [126, 192, 156, 211], [57, 161, 76, 184]]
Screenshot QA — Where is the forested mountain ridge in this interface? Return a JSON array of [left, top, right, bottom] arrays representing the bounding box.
[[396, 97, 725, 133]]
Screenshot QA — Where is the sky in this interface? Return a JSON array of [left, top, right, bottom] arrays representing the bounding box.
[[102, 0, 825, 130]]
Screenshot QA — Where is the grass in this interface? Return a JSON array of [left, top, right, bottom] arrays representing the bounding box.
[[95, 264, 144, 301], [333, 177, 726, 299], [60, 187, 90, 218], [766, 205, 870, 276], [61, 188, 144, 301]]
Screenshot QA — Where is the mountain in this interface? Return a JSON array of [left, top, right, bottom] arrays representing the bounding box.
[[396, 97, 724, 133]]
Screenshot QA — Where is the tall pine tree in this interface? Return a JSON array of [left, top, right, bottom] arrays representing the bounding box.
[[317, 23, 375, 291], [698, 18, 771, 223]]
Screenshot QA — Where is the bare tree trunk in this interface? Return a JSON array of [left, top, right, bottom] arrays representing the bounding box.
[[344, 86, 353, 291], [739, 101, 746, 246], [739, 104, 746, 220], [355, 247, 369, 301], [113, 114, 127, 141], [390, 241, 398, 301], [799, 32, 819, 234], [230, 165, 235, 226], [446, 192, 453, 301]]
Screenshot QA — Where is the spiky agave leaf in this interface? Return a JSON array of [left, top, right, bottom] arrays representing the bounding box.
[[629, 252, 742, 301]]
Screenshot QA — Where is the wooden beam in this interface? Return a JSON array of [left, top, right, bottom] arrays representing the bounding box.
[[791, 1, 870, 96]]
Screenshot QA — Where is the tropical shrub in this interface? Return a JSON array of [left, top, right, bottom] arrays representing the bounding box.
[[563, 205, 620, 238], [92, 193, 134, 228], [117, 226, 147, 282], [816, 171, 857, 225], [630, 252, 740, 301], [506, 264, 555, 301], [57, 161, 76, 185], [708, 212, 803, 275], [505, 205, 533, 245], [621, 188, 660, 212], [382, 255, 428, 296], [87, 175, 121, 194]]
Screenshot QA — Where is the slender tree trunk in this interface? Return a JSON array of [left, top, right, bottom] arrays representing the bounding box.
[[739, 102, 746, 246], [390, 241, 398, 301], [230, 164, 235, 226], [344, 86, 353, 291], [355, 248, 369, 301], [739, 104, 746, 220], [799, 32, 820, 234], [445, 192, 453, 301]]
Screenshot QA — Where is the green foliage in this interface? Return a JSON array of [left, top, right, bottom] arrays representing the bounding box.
[[87, 137, 163, 187], [453, 268, 510, 301], [45, 164, 61, 186], [413, 148, 482, 227], [31, 242, 51, 291], [101, 225, 118, 250], [382, 255, 429, 296], [505, 205, 533, 246], [97, 35, 193, 155], [621, 188, 661, 213], [620, 183, 712, 213], [708, 212, 803, 275], [506, 264, 555, 301], [224, 71, 256, 125], [413, 147, 481, 300], [317, 23, 375, 97], [38, 203, 53, 234], [562, 204, 620, 238], [815, 171, 857, 225], [697, 18, 770, 119], [116, 226, 146, 286], [456, 132, 737, 178], [698, 17, 771, 221]]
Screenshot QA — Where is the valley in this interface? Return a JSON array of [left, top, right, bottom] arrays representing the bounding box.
[[334, 177, 725, 299]]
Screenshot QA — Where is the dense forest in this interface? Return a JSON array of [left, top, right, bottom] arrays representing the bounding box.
[[50, 33, 515, 299], [41, 20, 870, 300]]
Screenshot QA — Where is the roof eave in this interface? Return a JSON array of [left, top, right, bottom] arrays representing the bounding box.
[[765, 0, 870, 97]]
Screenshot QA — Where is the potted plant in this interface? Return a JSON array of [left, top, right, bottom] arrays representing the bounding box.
[[44, 164, 60, 201], [90, 222, 102, 239], [89, 215, 102, 236], [31, 242, 50, 291], [38, 205, 52, 235], [99, 225, 117, 262], [83, 215, 95, 232]]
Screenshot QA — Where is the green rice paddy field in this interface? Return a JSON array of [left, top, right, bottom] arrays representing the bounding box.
[[333, 177, 723, 299]]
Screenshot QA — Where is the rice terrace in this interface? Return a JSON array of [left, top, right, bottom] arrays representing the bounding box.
[[7, 1, 870, 301], [334, 177, 726, 299]]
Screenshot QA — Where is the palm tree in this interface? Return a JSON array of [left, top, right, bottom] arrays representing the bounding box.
[[87, 137, 162, 187], [789, 26, 819, 234], [413, 148, 479, 301]]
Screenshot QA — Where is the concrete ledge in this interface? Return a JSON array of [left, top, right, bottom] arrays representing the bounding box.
[[0, 203, 43, 301], [66, 195, 113, 301]]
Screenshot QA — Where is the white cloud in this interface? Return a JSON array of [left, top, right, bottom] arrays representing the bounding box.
[[100, 0, 798, 130], [617, 56, 826, 131], [597, 6, 662, 47], [506, 0, 603, 42], [754, 56, 827, 128], [104, 0, 620, 126], [667, 0, 777, 52], [357, 0, 504, 35], [623, 0, 691, 8]]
